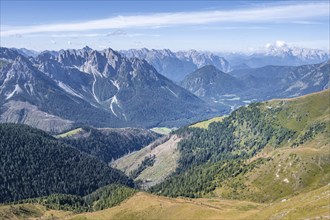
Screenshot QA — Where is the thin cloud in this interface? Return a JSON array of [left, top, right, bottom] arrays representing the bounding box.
[[106, 29, 127, 36], [291, 21, 324, 25], [196, 26, 269, 30], [1, 2, 329, 37], [51, 33, 103, 38]]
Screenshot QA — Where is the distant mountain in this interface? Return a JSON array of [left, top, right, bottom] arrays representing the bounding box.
[[0, 47, 216, 132], [0, 123, 133, 203], [121, 49, 231, 82], [181, 61, 329, 108], [176, 50, 232, 72], [231, 62, 251, 70], [235, 60, 330, 100], [224, 41, 329, 69], [180, 65, 243, 100], [11, 48, 40, 58]]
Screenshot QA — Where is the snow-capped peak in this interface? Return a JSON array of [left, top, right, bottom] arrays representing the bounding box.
[[275, 41, 287, 48], [262, 41, 329, 61]]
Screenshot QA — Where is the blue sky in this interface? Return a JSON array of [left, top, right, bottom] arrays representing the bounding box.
[[1, 0, 329, 52]]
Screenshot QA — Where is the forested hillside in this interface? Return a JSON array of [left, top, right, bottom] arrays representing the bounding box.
[[0, 124, 134, 203], [151, 90, 330, 200], [60, 127, 160, 163]]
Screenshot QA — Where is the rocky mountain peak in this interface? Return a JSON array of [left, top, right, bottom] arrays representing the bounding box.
[[82, 46, 93, 52], [262, 41, 329, 61], [0, 47, 20, 61], [120, 48, 231, 81]]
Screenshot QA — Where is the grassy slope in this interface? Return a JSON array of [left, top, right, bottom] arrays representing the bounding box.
[[112, 135, 181, 188], [190, 116, 224, 129], [150, 127, 173, 135], [265, 89, 329, 133], [212, 90, 330, 202], [71, 192, 263, 220], [253, 184, 330, 219], [0, 204, 72, 220], [213, 136, 330, 202], [55, 128, 83, 138], [71, 185, 330, 219], [1, 185, 328, 220]]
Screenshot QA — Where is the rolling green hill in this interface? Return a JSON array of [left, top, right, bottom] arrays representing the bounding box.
[[1, 185, 328, 220], [211, 90, 330, 202], [71, 185, 330, 219], [213, 136, 329, 202], [150, 90, 330, 201]]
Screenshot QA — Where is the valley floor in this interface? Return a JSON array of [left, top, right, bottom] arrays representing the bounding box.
[[1, 184, 329, 220]]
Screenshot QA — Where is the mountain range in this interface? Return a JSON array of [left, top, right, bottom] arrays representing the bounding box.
[[0, 47, 215, 132], [181, 61, 330, 109], [12, 43, 329, 82], [223, 41, 329, 69], [1, 46, 329, 132], [121, 48, 232, 82]]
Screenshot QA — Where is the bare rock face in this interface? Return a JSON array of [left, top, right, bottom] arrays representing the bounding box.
[[121, 48, 231, 82], [0, 47, 214, 131]]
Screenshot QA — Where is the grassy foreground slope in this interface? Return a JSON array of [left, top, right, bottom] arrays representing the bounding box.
[[1, 185, 328, 220], [71, 185, 330, 219]]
